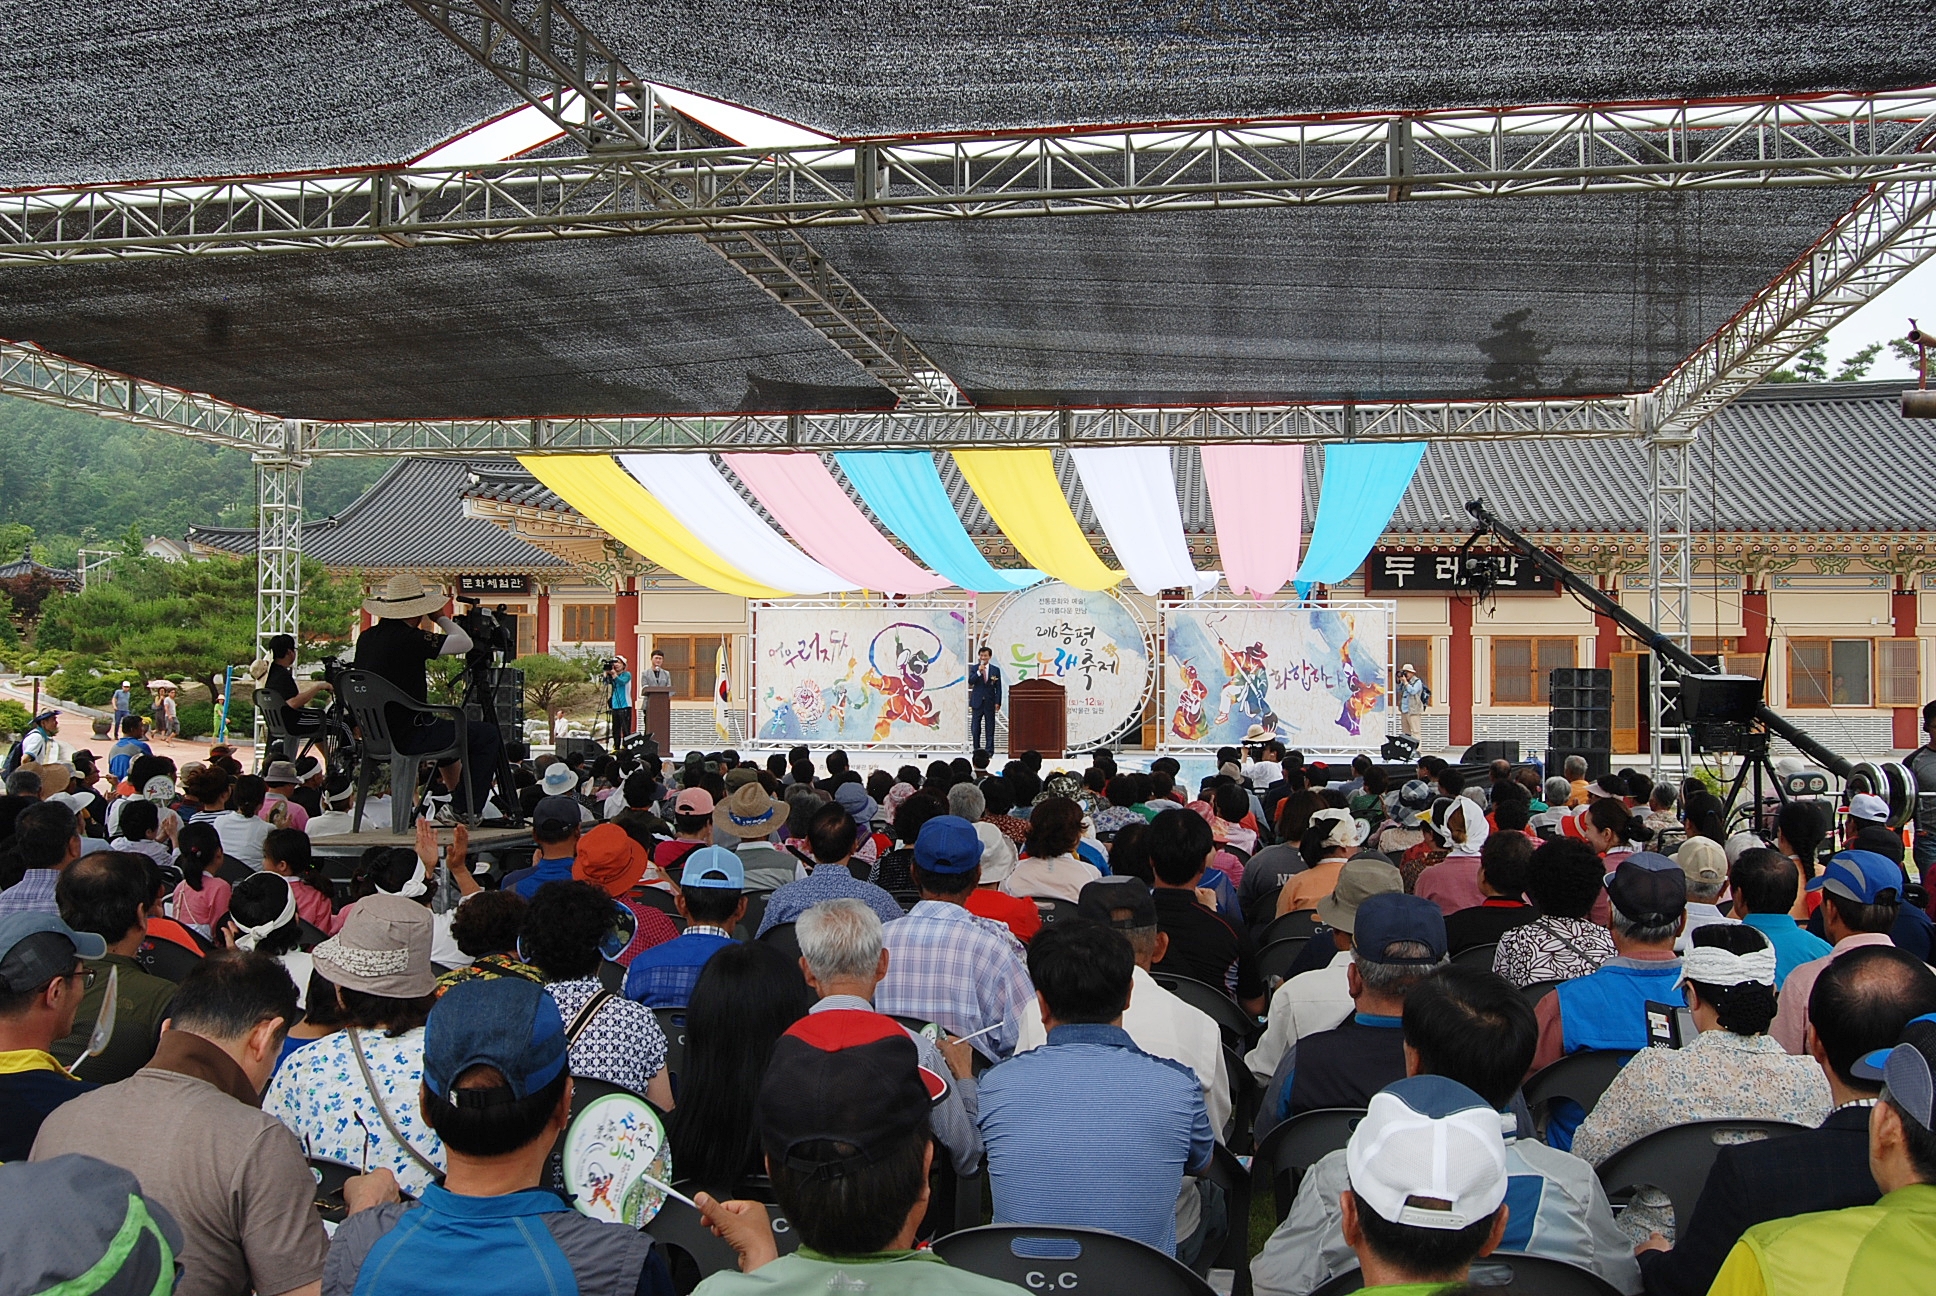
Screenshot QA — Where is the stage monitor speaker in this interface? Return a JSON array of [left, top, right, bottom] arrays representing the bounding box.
[[555, 737, 607, 763], [1677, 674, 1764, 724], [1460, 740, 1520, 764]]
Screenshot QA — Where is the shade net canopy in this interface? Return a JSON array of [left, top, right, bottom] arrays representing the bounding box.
[[576, 1, 1936, 138], [0, 239, 895, 420], [0, 0, 527, 186], [811, 190, 1857, 407]]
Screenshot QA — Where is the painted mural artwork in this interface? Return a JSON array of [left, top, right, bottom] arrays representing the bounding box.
[[983, 583, 1151, 749], [754, 605, 969, 746], [1164, 603, 1391, 751]]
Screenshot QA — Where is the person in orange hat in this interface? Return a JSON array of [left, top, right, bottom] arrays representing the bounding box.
[[573, 822, 680, 965]]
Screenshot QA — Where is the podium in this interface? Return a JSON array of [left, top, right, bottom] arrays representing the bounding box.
[[641, 685, 672, 750], [1006, 679, 1067, 758]]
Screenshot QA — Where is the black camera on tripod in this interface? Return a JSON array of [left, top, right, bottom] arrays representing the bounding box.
[[453, 601, 517, 659]]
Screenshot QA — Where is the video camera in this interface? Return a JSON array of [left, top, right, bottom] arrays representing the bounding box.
[[453, 600, 517, 658]]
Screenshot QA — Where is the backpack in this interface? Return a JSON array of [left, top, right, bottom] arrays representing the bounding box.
[[1419, 683, 1433, 706]]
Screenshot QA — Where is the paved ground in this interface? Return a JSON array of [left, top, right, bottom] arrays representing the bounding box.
[[0, 675, 254, 768]]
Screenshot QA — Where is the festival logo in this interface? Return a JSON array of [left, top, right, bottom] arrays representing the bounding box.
[[1163, 602, 1391, 751], [982, 583, 1152, 750]]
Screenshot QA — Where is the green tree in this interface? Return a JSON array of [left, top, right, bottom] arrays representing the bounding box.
[[512, 653, 594, 717], [1766, 341, 1829, 383], [1834, 341, 1884, 382]]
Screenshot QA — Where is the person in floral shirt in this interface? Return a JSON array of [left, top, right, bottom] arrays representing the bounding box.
[[263, 893, 445, 1196], [1492, 838, 1617, 988]]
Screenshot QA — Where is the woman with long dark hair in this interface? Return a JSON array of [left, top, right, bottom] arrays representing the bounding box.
[[668, 941, 814, 1197]]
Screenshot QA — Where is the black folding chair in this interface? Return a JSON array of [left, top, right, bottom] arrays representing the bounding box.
[[933, 1226, 1217, 1296], [1033, 897, 1082, 928], [338, 669, 472, 834], [1201, 1143, 1254, 1294], [1262, 909, 1322, 945], [647, 1194, 799, 1294], [758, 921, 802, 960], [1251, 1106, 1366, 1221], [1595, 1119, 1809, 1228], [1152, 972, 1260, 1048], [1256, 936, 1310, 988], [734, 891, 767, 942], [542, 1075, 667, 1189], [1222, 1043, 1261, 1154], [1521, 1049, 1629, 1140], [653, 1007, 689, 1085], [1310, 1254, 1622, 1295], [1451, 942, 1499, 971], [1521, 978, 1564, 1008]]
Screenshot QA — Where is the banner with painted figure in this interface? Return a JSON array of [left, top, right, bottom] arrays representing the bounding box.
[[754, 604, 970, 747], [1163, 602, 1392, 751], [981, 582, 1151, 750]]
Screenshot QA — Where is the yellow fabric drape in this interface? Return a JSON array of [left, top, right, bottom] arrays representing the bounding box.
[[518, 455, 789, 598], [950, 449, 1122, 591]]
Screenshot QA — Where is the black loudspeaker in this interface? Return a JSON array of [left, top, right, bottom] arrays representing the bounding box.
[[1546, 748, 1611, 780], [1677, 673, 1764, 724], [556, 737, 607, 762], [1460, 740, 1520, 764]]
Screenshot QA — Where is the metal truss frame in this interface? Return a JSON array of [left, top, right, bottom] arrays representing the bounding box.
[[400, 0, 693, 154], [4, 92, 1935, 262], [0, 341, 275, 451], [1645, 429, 1695, 777], [402, 0, 960, 407], [254, 421, 307, 751]]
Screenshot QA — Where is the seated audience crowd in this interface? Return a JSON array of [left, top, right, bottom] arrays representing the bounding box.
[[6, 736, 1936, 1296]]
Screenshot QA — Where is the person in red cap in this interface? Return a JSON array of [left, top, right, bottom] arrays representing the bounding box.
[[695, 1011, 1026, 1293]]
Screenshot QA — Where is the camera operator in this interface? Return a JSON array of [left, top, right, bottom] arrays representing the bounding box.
[[605, 655, 634, 744], [353, 575, 499, 818], [256, 632, 331, 738]]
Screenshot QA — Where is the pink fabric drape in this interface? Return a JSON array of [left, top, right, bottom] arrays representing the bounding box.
[[1199, 444, 1305, 598], [721, 452, 949, 595]]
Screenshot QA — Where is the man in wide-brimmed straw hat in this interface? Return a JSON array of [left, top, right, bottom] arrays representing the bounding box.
[[351, 574, 499, 820]]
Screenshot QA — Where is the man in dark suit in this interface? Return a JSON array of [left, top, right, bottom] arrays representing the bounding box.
[[969, 645, 1002, 757], [1636, 944, 1936, 1296]]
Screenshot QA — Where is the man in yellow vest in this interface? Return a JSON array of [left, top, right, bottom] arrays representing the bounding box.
[[1709, 1016, 1936, 1295]]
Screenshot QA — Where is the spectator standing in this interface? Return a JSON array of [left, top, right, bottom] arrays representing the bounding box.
[[1246, 856, 1403, 1084], [977, 921, 1213, 1257], [51, 851, 178, 1082], [1147, 807, 1265, 1014], [1491, 838, 1617, 988], [1001, 796, 1102, 904], [1394, 664, 1428, 741], [1254, 965, 1640, 1296], [107, 715, 153, 785], [622, 846, 745, 1006], [1442, 831, 1537, 953], [111, 682, 132, 734], [1635, 946, 1936, 1296], [520, 880, 673, 1108], [756, 802, 904, 935], [32, 953, 336, 1296], [0, 911, 104, 1159], [1771, 851, 1905, 1054], [1707, 1020, 1936, 1296], [1530, 853, 1687, 1075], [795, 898, 983, 1179], [1272, 893, 1448, 1126], [323, 977, 673, 1296], [876, 815, 1034, 1061], [262, 893, 446, 1196], [0, 800, 84, 916]]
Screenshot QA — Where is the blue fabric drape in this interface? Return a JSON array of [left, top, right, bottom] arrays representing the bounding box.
[[1294, 443, 1427, 584], [834, 451, 1041, 592]]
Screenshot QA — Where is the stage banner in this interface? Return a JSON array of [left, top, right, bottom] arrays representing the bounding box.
[[753, 602, 971, 748], [1162, 600, 1393, 752], [981, 582, 1152, 750]]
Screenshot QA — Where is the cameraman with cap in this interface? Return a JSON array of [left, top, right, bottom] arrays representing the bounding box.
[[604, 656, 634, 745], [352, 575, 498, 820]]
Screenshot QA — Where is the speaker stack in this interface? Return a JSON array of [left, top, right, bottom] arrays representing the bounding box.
[[1546, 667, 1612, 780], [466, 667, 529, 761]]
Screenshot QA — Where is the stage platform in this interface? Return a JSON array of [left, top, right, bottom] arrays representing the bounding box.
[[309, 823, 534, 859]]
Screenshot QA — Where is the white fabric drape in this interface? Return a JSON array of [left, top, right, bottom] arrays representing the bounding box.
[[618, 453, 857, 594], [1068, 447, 1219, 596]]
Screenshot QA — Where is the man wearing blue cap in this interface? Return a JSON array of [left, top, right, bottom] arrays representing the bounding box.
[[876, 816, 1034, 1062], [622, 846, 746, 1007], [1772, 850, 1908, 1055], [0, 911, 104, 1158], [1708, 1018, 1936, 1295], [324, 977, 672, 1296]]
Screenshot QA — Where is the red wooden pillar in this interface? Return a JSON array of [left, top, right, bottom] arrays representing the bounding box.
[[536, 585, 552, 653], [1449, 597, 1475, 749], [1739, 587, 1770, 655], [1894, 588, 1920, 749], [615, 580, 641, 670]]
